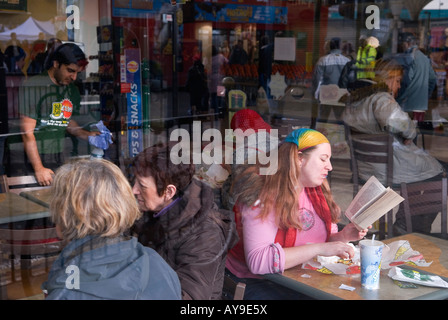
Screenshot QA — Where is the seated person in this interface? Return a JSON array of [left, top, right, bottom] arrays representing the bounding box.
[[131, 143, 238, 300], [221, 109, 279, 211], [225, 128, 369, 300], [43, 159, 181, 300], [341, 58, 447, 235]]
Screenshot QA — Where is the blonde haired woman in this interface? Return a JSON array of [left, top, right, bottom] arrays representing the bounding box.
[[42, 159, 181, 300], [342, 59, 446, 235]]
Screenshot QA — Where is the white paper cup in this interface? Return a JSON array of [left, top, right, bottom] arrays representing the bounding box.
[[360, 239, 384, 290]]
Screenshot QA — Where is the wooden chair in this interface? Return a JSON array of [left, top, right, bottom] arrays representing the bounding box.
[[398, 177, 447, 239], [0, 226, 63, 274], [344, 125, 395, 239], [0, 175, 48, 194], [222, 274, 246, 300]]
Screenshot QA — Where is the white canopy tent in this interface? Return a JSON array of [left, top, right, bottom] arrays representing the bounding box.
[[0, 17, 55, 42], [424, 0, 448, 10]]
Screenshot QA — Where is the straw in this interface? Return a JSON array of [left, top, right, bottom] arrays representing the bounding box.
[[372, 234, 375, 244]]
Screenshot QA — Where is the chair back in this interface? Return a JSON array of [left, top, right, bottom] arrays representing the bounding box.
[[344, 124, 394, 239], [398, 177, 447, 238], [0, 225, 63, 292], [345, 126, 394, 196], [0, 175, 49, 194]]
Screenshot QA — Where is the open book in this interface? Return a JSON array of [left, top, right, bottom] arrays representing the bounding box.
[[345, 176, 404, 230]]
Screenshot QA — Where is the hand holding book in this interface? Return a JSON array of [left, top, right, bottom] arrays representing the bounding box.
[[345, 176, 404, 231]]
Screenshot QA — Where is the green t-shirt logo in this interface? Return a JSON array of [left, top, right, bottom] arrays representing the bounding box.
[[51, 98, 73, 120]]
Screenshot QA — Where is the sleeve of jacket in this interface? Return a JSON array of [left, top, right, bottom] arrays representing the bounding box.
[[175, 216, 227, 300], [312, 59, 325, 98], [372, 92, 417, 140]]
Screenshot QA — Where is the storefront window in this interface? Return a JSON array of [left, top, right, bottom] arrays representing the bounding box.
[[1, 0, 447, 300]]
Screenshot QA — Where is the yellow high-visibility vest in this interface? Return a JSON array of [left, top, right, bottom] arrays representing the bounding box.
[[356, 45, 377, 79]]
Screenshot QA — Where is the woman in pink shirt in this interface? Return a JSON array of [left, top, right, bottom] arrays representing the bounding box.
[[224, 128, 370, 299]]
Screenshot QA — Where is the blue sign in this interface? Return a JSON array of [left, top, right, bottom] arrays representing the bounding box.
[[125, 48, 143, 158], [194, 3, 288, 24], [113, 0, 169, 17]]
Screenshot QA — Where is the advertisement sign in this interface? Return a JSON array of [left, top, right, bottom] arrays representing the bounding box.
[[113, 0, 166, 17], [194, 3, 287, 24], [124, 48, 143, 158]]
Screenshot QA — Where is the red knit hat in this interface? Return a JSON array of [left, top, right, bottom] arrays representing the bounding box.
[[231, 109, 271, 133]]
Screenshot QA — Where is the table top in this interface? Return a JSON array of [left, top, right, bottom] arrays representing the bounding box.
[[19, 188, 51, 208], [0, 192, 49, 224], [419, 125, 448, 137], [264, 233, 448, 300]]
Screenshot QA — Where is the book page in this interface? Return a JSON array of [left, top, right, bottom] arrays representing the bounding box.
[[344, 176, 386, 220], [352, 190, 404, 230]]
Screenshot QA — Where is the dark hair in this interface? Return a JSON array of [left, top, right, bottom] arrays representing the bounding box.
[[399, 32, 417, 45], [45, 42, 88, 70], [330, 37, 341, 50], [132, 143, 195, 197]]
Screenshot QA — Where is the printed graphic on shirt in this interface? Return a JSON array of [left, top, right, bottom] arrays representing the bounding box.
[[298, 208, 315, 231], [46, 98, 73, 127]]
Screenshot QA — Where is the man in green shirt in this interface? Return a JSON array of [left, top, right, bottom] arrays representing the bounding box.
[[20, 43, 98, 186]]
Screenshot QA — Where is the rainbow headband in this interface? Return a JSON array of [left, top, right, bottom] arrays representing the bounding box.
[[285, 128, 329, 151]]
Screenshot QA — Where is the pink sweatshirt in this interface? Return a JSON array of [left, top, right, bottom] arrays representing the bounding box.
[[226, 190, 338, 278]]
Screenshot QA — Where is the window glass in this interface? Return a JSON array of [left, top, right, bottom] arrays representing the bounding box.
[[1, 0, 447, 300]]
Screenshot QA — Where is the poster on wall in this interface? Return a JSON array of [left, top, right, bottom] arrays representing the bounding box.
[[97, 25, 114, 44], [274, 37, 296, 61], [124, 48, 143, 158]]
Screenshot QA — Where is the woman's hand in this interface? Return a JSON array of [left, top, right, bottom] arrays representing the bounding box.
[[329, 223, 371, 243], [284, 241, 356, 269], [320, 241, 355, 260], [341, 223, 370, 242]]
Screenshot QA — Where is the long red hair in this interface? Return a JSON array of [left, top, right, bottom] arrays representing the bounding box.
[[232, 142, 340, 230]]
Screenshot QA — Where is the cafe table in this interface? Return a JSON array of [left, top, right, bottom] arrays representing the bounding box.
[[19, 188, 51, 208], [263, 233, 448, 300], [0, 192, 50, 224], [418, 125, 448, 150]]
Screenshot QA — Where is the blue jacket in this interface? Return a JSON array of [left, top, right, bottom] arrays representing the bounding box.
[[396, 46, 436, 112], [312, 49, 350, 98], [42, 235, 181, 300]]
